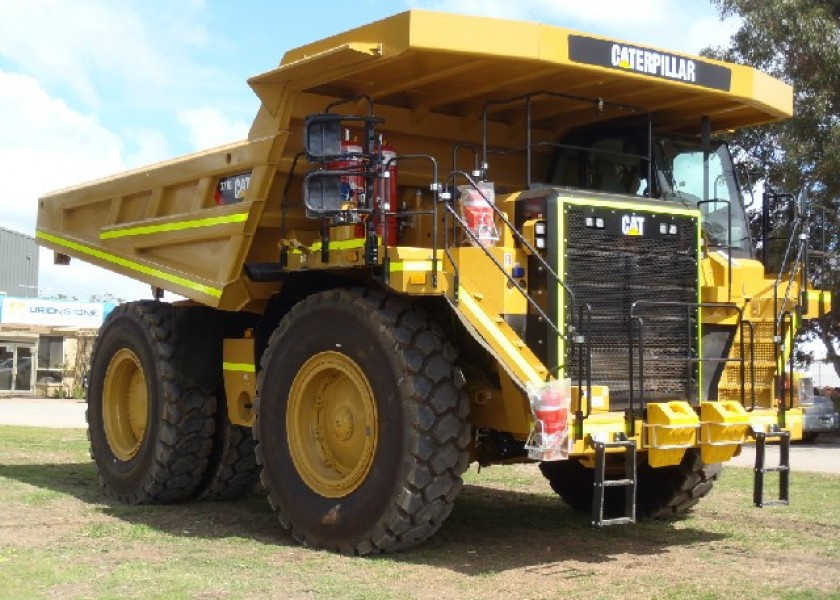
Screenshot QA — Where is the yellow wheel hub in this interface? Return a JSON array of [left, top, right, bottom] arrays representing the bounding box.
[[287, 351, 378, 498], [102, 348, 149, 461]]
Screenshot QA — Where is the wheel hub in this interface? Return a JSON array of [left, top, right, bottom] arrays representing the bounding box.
[[102, 348, 149, 461], [333, 406, 355, 441], [287, 351, 378, 498]]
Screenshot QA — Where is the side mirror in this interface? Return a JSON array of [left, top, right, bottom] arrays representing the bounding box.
[[303, 172, 343, 215], [797, 187, 810, 218], [304, 116, 343, 159]]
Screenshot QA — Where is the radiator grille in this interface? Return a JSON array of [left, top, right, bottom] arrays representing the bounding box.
[[565, 207, 698, 407]]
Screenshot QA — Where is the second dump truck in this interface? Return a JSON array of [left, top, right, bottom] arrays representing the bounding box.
[[36, 11, 830, 554]]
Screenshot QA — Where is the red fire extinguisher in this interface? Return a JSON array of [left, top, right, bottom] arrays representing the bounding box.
[[327, 129, 365, 205], [373, 141, 399, 244]]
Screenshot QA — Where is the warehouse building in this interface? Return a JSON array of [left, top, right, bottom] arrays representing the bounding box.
[[0, 227, 110, 396]]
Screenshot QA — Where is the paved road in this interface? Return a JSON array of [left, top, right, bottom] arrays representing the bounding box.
[[0, 396, 86, 428], [726, 433, 840, 474], [1, 396, 837, 473]]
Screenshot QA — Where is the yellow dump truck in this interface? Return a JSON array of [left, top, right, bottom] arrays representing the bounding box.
[[36, 10, 830, 554]]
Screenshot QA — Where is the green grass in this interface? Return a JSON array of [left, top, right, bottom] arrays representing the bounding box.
[[2, 425, 840, 600]]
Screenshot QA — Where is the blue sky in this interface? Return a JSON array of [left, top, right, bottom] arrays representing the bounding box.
[[0, 0, 739, 301]]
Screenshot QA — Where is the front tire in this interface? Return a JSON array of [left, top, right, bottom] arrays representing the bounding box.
[[540, 449, 721, 519], [255, 289, 470, 554]]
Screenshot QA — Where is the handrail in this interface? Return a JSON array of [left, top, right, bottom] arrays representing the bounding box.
[[380, 154, 441, 287], [697, 198, 733, 302], [443, 171, 578, 320], [777, 310, 796, 425], [574, 303, 594, 439], [442, 173, 564, 337], [442, 172, 597, 423], [479, 90, 652, 192], [628, 301, 749, 432]]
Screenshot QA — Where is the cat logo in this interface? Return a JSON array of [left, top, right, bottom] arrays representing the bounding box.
[[621, 215, 645, 236]]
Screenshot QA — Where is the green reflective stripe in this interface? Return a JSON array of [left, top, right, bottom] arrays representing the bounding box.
[[389, 260, 435, 272], [100, 212, 248, 240], [36, 230, 222, 298], [223, 362, 255, 373], [564, 196, 700, 216], [557, 198, 566, 376]]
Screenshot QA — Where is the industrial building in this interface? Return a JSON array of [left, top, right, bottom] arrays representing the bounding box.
[[0, 227, 109, 396]]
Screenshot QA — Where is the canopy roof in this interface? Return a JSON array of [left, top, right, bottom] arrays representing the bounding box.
[[249, 10, 792, 135]]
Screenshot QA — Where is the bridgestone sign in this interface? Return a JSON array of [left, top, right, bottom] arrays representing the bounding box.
[[0, 297, 105, 328]]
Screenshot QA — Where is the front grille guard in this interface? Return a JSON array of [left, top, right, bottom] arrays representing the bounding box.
[[627, 301, 756, 436]]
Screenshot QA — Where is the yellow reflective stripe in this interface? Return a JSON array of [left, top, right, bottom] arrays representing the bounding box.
[[564, 196, 700, 216], [389, 260, 434, 272], [289, 238, 368, 254], [223, 362, 255, 373], [458, 286, 543, 385], [36, 230, 223, 298], [100, 212, 248, 240]]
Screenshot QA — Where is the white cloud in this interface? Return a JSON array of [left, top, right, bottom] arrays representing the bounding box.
[[0, 71, 158, 301], [0, 71, 125, 234], [0, 0, 213, 108], [121, 128, 172, 169], [177, 107, 250, 150]]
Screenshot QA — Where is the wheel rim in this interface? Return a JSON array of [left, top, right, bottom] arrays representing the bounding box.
[[287, 351, 378, 498], [102, 348, 149, 461]]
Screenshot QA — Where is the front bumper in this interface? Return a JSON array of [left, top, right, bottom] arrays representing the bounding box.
[[564, 401, 802, 467]]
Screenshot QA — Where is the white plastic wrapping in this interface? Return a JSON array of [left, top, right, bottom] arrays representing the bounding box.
[[525, 378, 572, 461]]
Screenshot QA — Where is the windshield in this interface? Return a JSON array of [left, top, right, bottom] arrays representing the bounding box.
[[657, 138, 752, 256]]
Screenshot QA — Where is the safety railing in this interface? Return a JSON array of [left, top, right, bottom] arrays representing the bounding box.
[[627, 301, 756, 435]]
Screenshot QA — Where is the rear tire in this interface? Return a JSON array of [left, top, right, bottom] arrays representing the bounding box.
[[171, 306, 261, 502], [197, 413, 260, 501], [255, 288, 470, 554], [87, 302, 215, 504]]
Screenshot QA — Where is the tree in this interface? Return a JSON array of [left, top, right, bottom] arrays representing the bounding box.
[[88, 293, 125, 305], [704, 0, 840, 376]]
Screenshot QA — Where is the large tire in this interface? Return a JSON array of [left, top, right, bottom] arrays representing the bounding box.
[[539, 449, 721, 519], [255, 288, 470, 555], [637, 450, 722, 518], [87, 302, 215, 504], [175, 307, 261, 502], [197, 407, 260, 501]]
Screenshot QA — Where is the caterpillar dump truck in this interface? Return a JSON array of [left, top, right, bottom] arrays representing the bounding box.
[[36, 10, 830, 554]]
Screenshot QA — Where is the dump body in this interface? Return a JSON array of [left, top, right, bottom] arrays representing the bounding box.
[[35, 10, 832, 552]]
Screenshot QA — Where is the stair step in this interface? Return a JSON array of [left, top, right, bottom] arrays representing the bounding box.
[[599, 517, 634, 526], [592, 438, 637, 527], [602, 478, 634, 487], [725, 360, 777, 368]]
